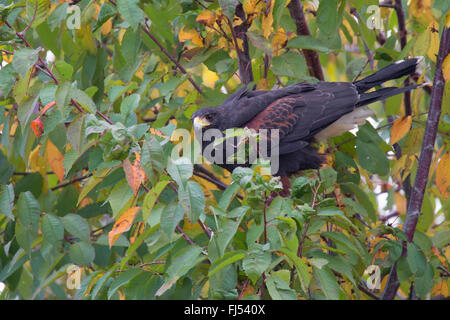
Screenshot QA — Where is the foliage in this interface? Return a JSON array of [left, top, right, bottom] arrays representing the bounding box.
[[0, 0, 449, 300]]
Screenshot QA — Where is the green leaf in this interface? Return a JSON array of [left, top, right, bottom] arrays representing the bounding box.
[[265, 275, 297, 300], [287, 36, 334, 53], [406, 243, 427, 276], [317, 207, 346, 218], [208, 250, 246, 277], [319, 167, 337, 193], [107, 268, 142, 299], [271, 51, 308, 80], [242, 243, 271, 284], [279, 247, 310, 292], [54, 60, 73, 81], [218, 182, 240, 211], [356, 139, 389, 176], [340, 182, 377, 222], [91, 266, 118, 299], [313, 266, 341, 300], [61, 213, 90, 243], [0, 184, 14, 220], [107, 179, 134, 217], [17, 191, 40, 234], [156, 245, 206, 296], [26, 0, 51, 28], [160, 203, 185, 239], [167, 157, 193, 187], [414, 264, 434, 298], [15, 221, 34, 252], [12, 47, 40, 78], [216, 206, 249, 256], [142, 180, 169, 223], [120, 93, 140, 119], [0, 151, 14, 184], [317, 0, 339, 36], [432, 231, 450, 249], [0, 63, 16, 96], [41, 214, 64, 245], [69, 242, 95, 266], [178, 180, 205, 222], [71, 88, 97, 113], [67, 114, 86, 154], [94, 2, 117, 32], [116, 0, 144, 30]]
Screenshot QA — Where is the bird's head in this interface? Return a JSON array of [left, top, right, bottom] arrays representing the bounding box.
[[191, 107, 227, 132]]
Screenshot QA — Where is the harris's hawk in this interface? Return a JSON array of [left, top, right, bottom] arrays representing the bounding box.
[[192, 58, 425, 195]]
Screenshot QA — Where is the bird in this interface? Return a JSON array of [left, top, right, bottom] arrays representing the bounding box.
[[191, 57, 425, 196]]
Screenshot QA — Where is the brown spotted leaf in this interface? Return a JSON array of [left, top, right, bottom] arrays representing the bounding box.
[[108, 206, 141, 247], [436, 151, 450, 198]]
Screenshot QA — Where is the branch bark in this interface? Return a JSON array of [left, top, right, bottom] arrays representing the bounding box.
[[228, 3, 254, 85], [382, 26, 450, 300], [287, 0, 324, 81]]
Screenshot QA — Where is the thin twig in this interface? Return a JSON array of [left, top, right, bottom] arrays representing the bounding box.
[[51, 174, 93, 191], [176, 225, 196, 246], [22, 0, 38, 34], [358, 282, 381, 300], [140, 18, 203, 94]]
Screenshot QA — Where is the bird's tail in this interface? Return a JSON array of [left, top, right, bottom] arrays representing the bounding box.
[[354, 57, 423, 93], [356, 83, 428, 107]]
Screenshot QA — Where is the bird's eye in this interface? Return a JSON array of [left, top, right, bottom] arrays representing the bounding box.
[[205, 114, 213, 122]]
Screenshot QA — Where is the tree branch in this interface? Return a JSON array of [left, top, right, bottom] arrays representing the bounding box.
[[140, 18, 204, 94], [51, 174, 93, 191], [287, 0, 324, 81], [382, 26, 450, 300], [226, 3, 253, 85], [403, 27, 449, 243]]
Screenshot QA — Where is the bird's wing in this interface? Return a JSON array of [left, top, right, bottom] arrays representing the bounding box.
[[244, 82, 360, 154], [222, 83, 317, 128]]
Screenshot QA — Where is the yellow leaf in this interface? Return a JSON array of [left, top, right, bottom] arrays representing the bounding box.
[[123, 158, 146, 195], [394, 192, 407, 215], [428, 23, 440, 62], [101, 18, 112, 35], [196, 10, 215, 27], [46, 139, 65, 183], [108, 207, 141, 247], [390, 115, 412, 145], [256, 78, 270, 90], [436, 151, 450, 198], [443, 54, 450, 83], [29, 145, 47, 176], [262, 0, 274, 39], [243, 0, 258, 15], [202, 65, 219, 89], [431, 280, 448, 298], [76, 25, 96, 54], [178, 26, 203, 46], [272, 27, 288, 56], [409, 0, 435, 25]]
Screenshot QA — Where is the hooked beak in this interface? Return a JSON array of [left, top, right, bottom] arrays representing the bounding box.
[[193, 116, 211, 130]]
